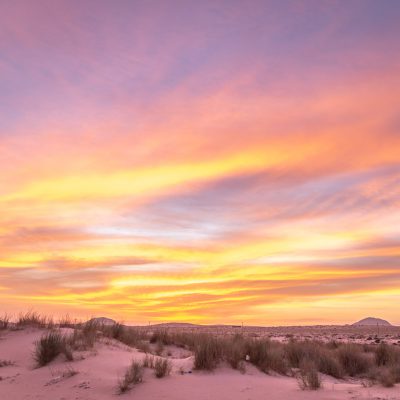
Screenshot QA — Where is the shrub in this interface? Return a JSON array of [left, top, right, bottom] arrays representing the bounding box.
[[154, 358, 172, 378], [150, 330, 171, 345], [110, 323, 125, 340], [155, 341, 165, 356], [338, 344, 370, 376], [377, 368, 396, 388], [118, 360, 143, 394], [68, 321, 99, 350], [0, 313, 11, 330], [389, 364, 400, 383], [34, 331, 72, 367], [18, 311, 53, 329], [142, 354, 155, 368], [375, 343, 391, 366], [194, 335, 223, 370], [245, 339, 287, 374], [285, 340, 320, 368], [58, 315, 75, 328], [316, 349, 343, 379], [298, 360, 321, 390], [226, 340, 246, 370], [136, 340, 151, 353]]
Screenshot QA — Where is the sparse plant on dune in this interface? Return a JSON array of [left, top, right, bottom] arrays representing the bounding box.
[[18, 311, 54, 329], [117, 360, 143, 394], [0, 359, 15, 367], [58, 314, 76, 328], [0, 313, 11, 330], [34, 331, 72, 367], [142, 354, 156, 368], [298, 360, 321, 390], [374, 343, 400, 367], [68, 320, 99, 350], [136, 340, 151, 353], [194, 335, 223, 370], [226, 337, 246, 371], [154, 358, 172, 378], [315, 348, 343, 378], [338, 344, 371, 376], [245, 339, 287, 375], [155, 340, 165, 356], [150, 329, 171, 345]]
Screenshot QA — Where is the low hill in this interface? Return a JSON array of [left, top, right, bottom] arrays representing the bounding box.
[[353, 317, 392, 326], [86, 317, 116, 326]]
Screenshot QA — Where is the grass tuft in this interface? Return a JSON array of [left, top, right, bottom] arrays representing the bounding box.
[[154, 358, 172, 378], [298, 360, 321, 390], [117, 360, 143, 394], [34, 331, 72, 367]]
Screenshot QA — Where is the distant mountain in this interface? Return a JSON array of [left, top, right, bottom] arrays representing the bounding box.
[[87, 317, 116, 326], [353, 317, 392, 326], [150, 322, 199, 328]]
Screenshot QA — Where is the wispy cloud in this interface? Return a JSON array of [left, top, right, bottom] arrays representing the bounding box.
[[1, 0, 399, 324]]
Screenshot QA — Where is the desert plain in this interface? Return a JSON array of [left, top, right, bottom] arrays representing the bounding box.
[[1, 314, 400, 400]]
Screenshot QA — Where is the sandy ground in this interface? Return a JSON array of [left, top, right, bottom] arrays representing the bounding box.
[[1, 328, 400, 400]]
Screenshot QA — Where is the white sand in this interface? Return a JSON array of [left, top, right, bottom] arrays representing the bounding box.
[[0, 328, 399, 400]]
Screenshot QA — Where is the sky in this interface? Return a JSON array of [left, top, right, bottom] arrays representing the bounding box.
[[0, 0, 400, 326]]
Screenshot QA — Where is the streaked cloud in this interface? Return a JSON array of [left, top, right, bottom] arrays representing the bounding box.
[[1, 0, 399, 324]]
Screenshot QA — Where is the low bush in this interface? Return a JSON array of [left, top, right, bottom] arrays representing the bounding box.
[[18, 311, 53, 329], [298, 360, 321, 390], [150, 329, 171, 345], [245, 339, 287, 374], [316, 348, 343, 379], [142, 354, 155, 368], [194, 335, 223, 370], [34, 331, 72, 367], [338, 344, 371, 376], [154, 358, 172, 378], [118, 360, 143, 394], [377, 368, 396, 388], [0, 313, 11, 330]]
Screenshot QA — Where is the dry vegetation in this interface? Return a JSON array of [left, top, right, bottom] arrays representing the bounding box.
[[2, 312, 400, 391], [143, 328, 400, 389], [117, 360, 143, 394], [34, 331, 73, 367]]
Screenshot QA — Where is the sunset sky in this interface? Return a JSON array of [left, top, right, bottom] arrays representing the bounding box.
[[1, 0, 399, 325]]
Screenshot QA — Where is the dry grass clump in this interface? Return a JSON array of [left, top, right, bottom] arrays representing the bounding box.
[[0, 359, 14, 367], [375, 343, 400, 367], [57, 314, 76, 328], [298, 360, 321, 390], [68, 320, 99, 350], [337, 344, 371, 376], [117, 360, 143, 394], [194, 335, 224, 370], [315, 348, 343, 378], [0, 313, 11, 330], [17, 311, 54, 329], [154, 358, 172, 378], [226, 337, 246, 372], [142, 354, 171, 378], [142, 354, 156, 368], [136, 340, 151, 353], [246, 339, 287, 375], [150, 329, 171, 345], [285, 341, 343, 378], [34, 331, 73, 367], [100, 323, 148, 350]]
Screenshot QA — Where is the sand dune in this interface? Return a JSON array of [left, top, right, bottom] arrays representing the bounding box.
[[1, 324, 400, 400]]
